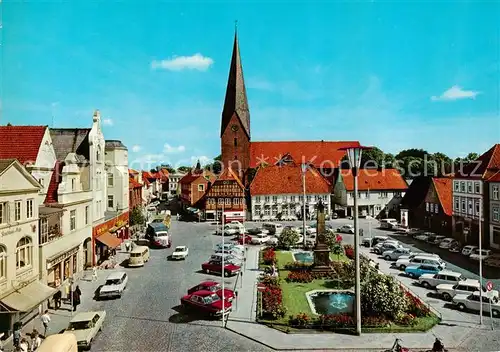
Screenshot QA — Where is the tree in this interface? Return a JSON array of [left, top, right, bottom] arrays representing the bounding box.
[[360, 147, 385, 168], [160, 164, 176, 173], [177, 166, 192, 173], [130, 207, 145, 226], [383, 153, 395, 168], [324, 229, 342, 251], [361, 273, 409, 319], [464, 152, 479, 161], [204, 154, 222, 174], [278, 228, 300, 250]]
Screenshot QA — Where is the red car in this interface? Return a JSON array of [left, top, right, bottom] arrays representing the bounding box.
[[235, 234, 252, 245], [201, 260, 241, 277], [188, 281, 235, 302], [181, 290, 232, 318]]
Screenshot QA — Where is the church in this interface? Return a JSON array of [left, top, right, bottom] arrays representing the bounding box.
[[189, 30, 408, 222]]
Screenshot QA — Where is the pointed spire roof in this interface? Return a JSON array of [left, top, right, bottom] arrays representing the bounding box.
[[221, 28, 250, 138]]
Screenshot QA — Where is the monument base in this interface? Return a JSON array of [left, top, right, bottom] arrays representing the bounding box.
[[310, 264, 333, 273]]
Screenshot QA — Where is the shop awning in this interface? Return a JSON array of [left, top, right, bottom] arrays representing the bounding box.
[[0, 281, 56, 312], [95, 232, 121, 248]]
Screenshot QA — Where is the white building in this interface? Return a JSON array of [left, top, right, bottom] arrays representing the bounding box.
[[88, 110, 107, 226], [105, 140, 129, 213], [332, 169, 408, 218], [249, 165, 331, 220], [168, 172, 186, 197], [488, 172, 500, 249], [0, 159, 55, 334]]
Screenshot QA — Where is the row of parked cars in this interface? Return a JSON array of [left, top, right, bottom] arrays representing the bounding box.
[[371, 238, 500, 318], [201, 243, 243, 277], [180, 280, 235, 318]]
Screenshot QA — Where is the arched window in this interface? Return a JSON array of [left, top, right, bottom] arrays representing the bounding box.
[[16, 237, 32, 270], [96, 146, 101, 162], [0, 245, 6, 279]]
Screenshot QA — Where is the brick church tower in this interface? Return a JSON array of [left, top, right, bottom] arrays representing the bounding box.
[[220, 28, 251, 180]]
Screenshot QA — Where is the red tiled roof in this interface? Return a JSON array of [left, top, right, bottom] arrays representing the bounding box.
[[340, 168, 408, 191], [0, 126, 46, 165], [216, 167, 245, 190], [158, 169, 169, 182], [179, 170, 203, 185], [129, 178, 142, 189], [250, 164, 331, 195], [432, 177, 453, 216], [142, 171, 157, 180], [487, 171, 500, 182], [44, 161, 63, 204], [129, 169, 139, 175], [459, 144, 500, 179], [249, 141, 360, 168]]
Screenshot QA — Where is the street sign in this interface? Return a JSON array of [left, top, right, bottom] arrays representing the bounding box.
[[486, 281, 493, 291], [257, 283, 266, 292]]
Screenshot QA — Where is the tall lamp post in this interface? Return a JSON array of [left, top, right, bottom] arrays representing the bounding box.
[[302, 163, 307, 247], [340, 145, 371, 336]]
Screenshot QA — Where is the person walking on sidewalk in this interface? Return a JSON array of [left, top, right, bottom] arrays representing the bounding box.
[[40, 311, 50, 336], [53, 290, 62, 310], [29, 330, 42, 352], [72, 286, 81, 312], [18, 338, 29, 352], [13, 323, 21, 348], [92, 266, 98, 281]]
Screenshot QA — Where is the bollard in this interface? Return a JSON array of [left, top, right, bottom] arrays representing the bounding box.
[[234, 291, 238, 311]]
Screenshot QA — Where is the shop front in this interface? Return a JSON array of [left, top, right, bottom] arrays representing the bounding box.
[[221, 211, 245, 223], [46, 245, 80, 288], [92, 212, 129, 265]]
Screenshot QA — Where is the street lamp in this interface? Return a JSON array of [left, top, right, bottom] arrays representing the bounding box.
[[340, 145, 371, 336], [301, 163, 307, 247]]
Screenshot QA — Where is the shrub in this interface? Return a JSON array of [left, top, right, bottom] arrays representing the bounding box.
[[286, 271, 313, 283], [288, 312, 311, 327], [361, 274, 409, 319], [317, 313, 354, 329], [344, 244, 354, 259], [260, 275, 280, 289], [278, 228, 300, 249], [395, 313, 417, 326], [361, 315, 390, 327], [404, 289, 431, 317], [262, 286, 286, 319], [262, 248, 276, 265], [324, 229, 342, 250], [283, 262, 311, 270]]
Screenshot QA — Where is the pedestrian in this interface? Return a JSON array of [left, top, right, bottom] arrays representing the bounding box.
[[53, 290, 62, 310], [72, 287, 81, 312], [92, 266, 98, 281], [40, 310, 50, 336], [29, 330, 41, 352], [13, 322, 21, 348], [18, 338, 28, 352], [125, 241, 131, 252]]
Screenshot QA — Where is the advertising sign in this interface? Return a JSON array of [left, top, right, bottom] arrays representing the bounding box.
[[400, 209, 409, 228]]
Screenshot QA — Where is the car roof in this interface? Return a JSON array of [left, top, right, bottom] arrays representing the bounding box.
[[464, 245, 477, 248], [438, 270, 462, 276], [106, 271, 126, 280], [461, 279, 480, 285], [192, 290, 217, 297], [70, 311, 104, 322], [175, 246, 186, 249], [148, 222, 167, 229], [199, 281, 218, 286]]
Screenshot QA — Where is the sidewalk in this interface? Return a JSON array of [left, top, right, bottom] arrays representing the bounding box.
[[3, 245, 130, 351], [225, 246, 478, 351]]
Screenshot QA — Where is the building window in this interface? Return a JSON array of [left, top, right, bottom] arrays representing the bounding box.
[[108, 173, 114, 187], [380, 192, 388, 198], [475, 201, 480, 215], [233, 198, 239, 205], [96, 146, 101, 161], [493, 207, 499, 221], [493, 185, 499, 200], [0, 246, 5, 280], [234, 138, 237, 147], [225, 198, 231, 205], [264, 207, 270, 216], [291, 196, 296, 202], [39, 178, 44, 187], [218, 198, 223, 205], [460, 182, 466, 192], [434, 204, 439, 213], [14, 201, 21, 221], [426, 202, 429, 212], [85, 206, 89, 225], [454, 181, 459, 192], [0, 202, 9, 224], [234, 155, 237, 160], [108, 195, 114, 209], [272, 196, 278, 202], [468, 200, 473, 214], [264, 196, 270, 202], [493, 227, 500, 245], [71, 178, 75, 191], [467, 182, 473, 193], [461, 199, 466, 212], [16, 237, 32, 270], [454, 198, 459, 211], [70, 210, 76, 231], [306, 195, 311, 202], [26, 199, 34, 219], [255, 206, 261, 215], [255, 196, 261, 203], [272, 207, 278, 216], [474, 182, 480, 194], [198, 184, 204, 192], [40, 218, 48, 244]]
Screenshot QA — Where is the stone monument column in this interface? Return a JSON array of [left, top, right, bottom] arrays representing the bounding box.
[[312, 200, 332, 272]]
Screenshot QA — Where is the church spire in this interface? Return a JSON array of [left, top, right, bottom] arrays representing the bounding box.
[[221, 24, 250, 138]]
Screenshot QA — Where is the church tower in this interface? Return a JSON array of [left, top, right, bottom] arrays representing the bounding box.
[[220, 27, 251, 180]]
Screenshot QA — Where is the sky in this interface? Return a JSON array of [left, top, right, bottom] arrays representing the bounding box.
[[2, 1, 499, 170]]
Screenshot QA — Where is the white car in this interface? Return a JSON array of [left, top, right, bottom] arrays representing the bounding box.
[[266, 237, 278, 246], [418, 270, 465, 289], [462, 245, 478, 256], [215, 243, 244, 253], [171, 246, 189, 260], [215, 248, 244, 259], [452, 292, 500, 318], [436, 279, 499, 301], [296, 234, 304, 245], [373, 241, 401, 255], [251, 233, 270, 244], [428, 235, 446, 244], [99, 272, 128, 298], [469, 249, 492, 261], [415, 232, 434, 241], [439, 238, 457, 249], [382, 248, 412, 261], [146, 205, 157, 212], [337, 225, 354, 234], [395, 254, 444, 270]]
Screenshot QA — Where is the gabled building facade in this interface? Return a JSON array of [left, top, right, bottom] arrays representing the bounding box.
[[423, 178, 453, 235], [400, 176, 433, 229], [488, 172, 500, 249], [168, 171, 186, 197], [179, 164, 216, 210]]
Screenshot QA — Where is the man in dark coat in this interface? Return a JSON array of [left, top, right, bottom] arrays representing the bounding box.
[[72, 286, 81, 312]]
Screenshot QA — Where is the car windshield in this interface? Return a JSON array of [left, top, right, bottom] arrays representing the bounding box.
[[208, 284, 221, 292], [105, 279, 120, 285], [175, 247, 185, 252], [203, 294, 221, 304], [68, 320, 91, 330]]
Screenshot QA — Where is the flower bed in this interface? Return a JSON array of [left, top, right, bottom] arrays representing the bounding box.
[[262, 248, 277, 265], [343, 244, 354, 260], [260, 276, 287, 319]]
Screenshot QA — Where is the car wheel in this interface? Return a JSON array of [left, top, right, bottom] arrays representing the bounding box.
[[205, 268, 210, 274], [224, 271, 230, 277], [422, 281, 430, 289], [457, 303, 466, 311], [492, 309, 500, 317], [442, 292, 451, 301], [384, 255, 391, 260], [408, 273, 415, 278], [399, 265, 406, 270]]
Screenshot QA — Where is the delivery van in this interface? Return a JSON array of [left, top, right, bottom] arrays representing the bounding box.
[[37, 333, 78, 352], [128, 246, 150, 267]]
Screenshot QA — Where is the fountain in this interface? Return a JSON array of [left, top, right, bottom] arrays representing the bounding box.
[[306, 289, 355, 315]]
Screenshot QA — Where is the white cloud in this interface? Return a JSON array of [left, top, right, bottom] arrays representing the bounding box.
[[102, 118, 113, 126], [163, 143, 186, 154], [131, 145, 141, 152], [431, 85, 480, 101], [151, 54, 214, 71], [190, 155, 212, 166]]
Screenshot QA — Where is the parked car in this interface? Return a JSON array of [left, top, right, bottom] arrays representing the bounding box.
[[415, 232, 434, 241], [428, 235, 446, 244], [439, 238, 457, 249], [247, 227, 269, 236], [215, 243, 244, 253], [171, 246, 189, 260], [418, 270, 465, 289], [305, 234, 316, 247], [485, 254, 500, 268], [99, 272, 128, 299], [470, 249, 492, 261], [201, 260, 241, 277], [409, 228, 424, 237], [449, 241, 462, 252], [436, 279, 499, 301], [396, 255, 444, 270], [63, 311, 106, 350], [425, 233, 440, 243], [372, 241, 401, 255], [362, 236, 389, 247], [181, 290, 232, 318], [382, 248, 412, 261], [337, 225, 354, 234], [452, 292, 500, 317], [461, 245, 478, 256], [250, 233, 271, 245], [299, 226, 317, 235], [405, 264, 443, 278], [214, 249, 244, 260], [210, 253, 242, 266], [188, 281, 235, 302], [236, 234, 253, 245], [215, 225, 239, 236], [266, 237, 278, 246]]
